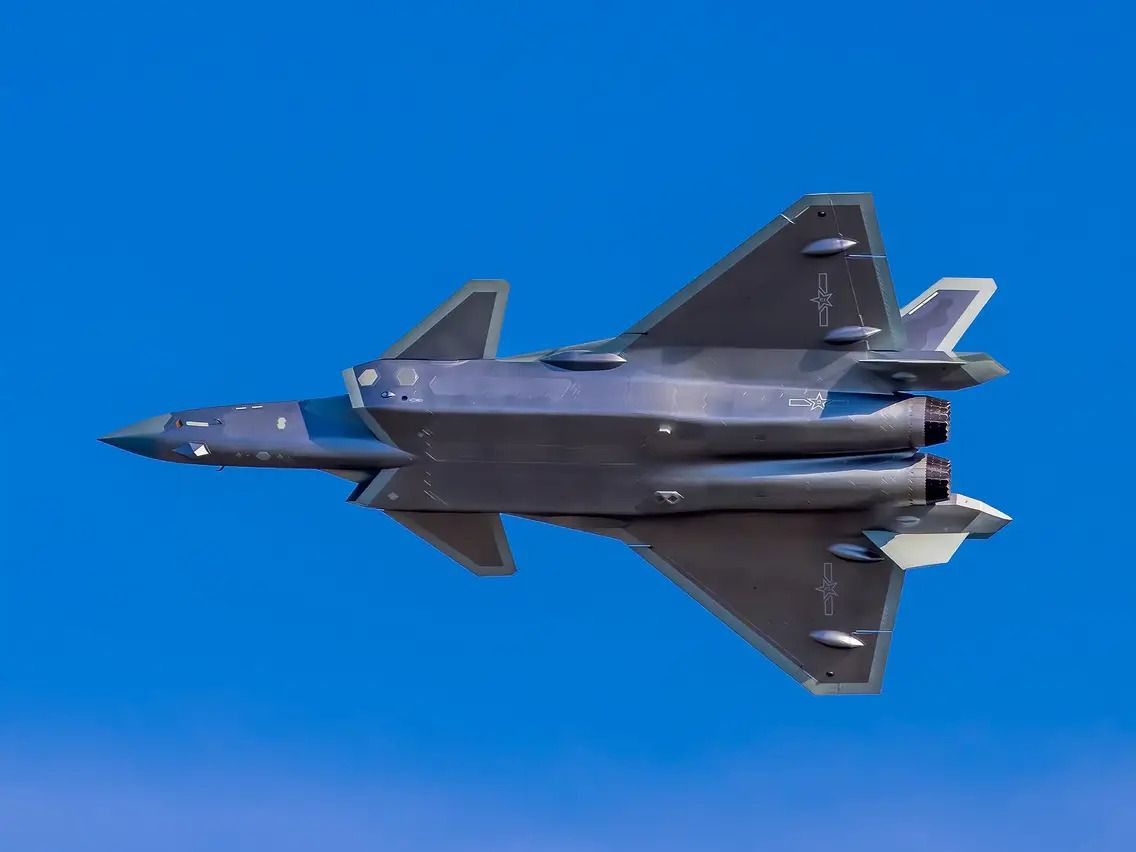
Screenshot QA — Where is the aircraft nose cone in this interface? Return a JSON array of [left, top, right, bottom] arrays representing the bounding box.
[[98, 413, 173, 457]]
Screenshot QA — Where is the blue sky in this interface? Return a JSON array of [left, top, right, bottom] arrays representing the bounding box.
[[2, 2, 1133, 849]]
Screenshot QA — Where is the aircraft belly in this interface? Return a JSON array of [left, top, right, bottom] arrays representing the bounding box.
[[363, 387, 938, 463], [350, 452, 937, 515]]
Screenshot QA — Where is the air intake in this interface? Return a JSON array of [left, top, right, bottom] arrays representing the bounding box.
[[924, 454, 951, 503], [923, 397, 951, 446]]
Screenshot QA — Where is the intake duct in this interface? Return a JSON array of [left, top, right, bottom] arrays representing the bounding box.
[[924, 453, 951, 503], [923, 396, 951, 446]]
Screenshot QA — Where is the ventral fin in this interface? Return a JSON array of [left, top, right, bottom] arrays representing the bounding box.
[[386, 510, 516, 576]]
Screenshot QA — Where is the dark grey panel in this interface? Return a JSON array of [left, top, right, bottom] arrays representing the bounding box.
[[620, 511, 903, 694], [625, 193, 904, 351], [400, 292, 496, 360], [386, 510, 516, 576], [382, 280, 509, 360]]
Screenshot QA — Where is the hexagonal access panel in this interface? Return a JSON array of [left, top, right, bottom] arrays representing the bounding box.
[[395, 367, 419, 387], [357, 368, 378, 387]]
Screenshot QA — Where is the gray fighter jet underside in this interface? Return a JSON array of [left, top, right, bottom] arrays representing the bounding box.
[[101, 193, 1010, 694]]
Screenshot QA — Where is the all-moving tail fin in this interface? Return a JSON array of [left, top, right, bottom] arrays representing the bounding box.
[[382, 279, 509, 360], [901, 278, 996, 352]]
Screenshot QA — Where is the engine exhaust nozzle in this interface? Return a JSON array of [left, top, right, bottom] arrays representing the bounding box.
[[923, 397, 950, 446], [924, 453, 951, 503]]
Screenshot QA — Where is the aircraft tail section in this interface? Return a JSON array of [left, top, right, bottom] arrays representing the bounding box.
[[901, 278, 996, 352], [382, 280, 509, 360], [849, 277, 1006, 390]]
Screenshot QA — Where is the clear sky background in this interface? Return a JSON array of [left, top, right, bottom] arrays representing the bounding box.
[[2, 2, 1133, 849]]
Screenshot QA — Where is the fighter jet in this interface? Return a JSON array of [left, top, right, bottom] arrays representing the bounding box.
[[101, 193, 1009, 694]]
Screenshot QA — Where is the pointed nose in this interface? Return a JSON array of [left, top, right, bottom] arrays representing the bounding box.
[[98, 413, 172, 457]]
